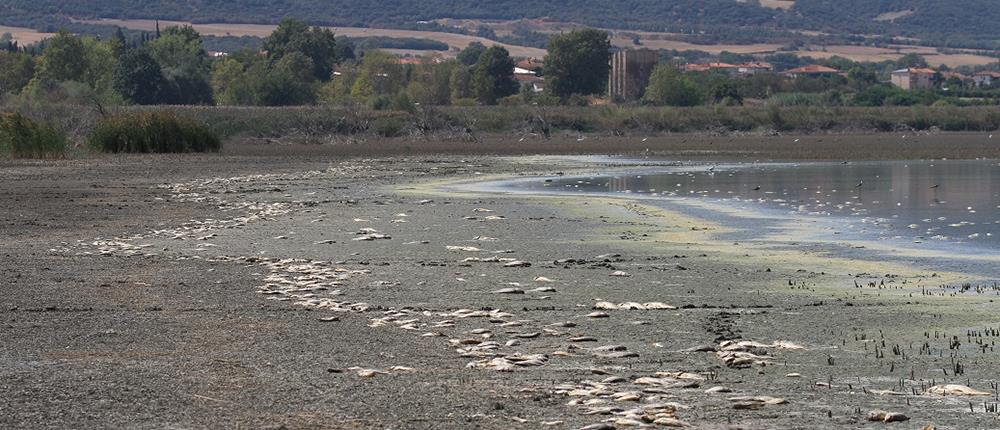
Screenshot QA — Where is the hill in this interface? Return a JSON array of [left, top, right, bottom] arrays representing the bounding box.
[[0, 0, 998, 50]]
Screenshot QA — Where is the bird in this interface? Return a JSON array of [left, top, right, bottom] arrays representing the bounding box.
[[708, 165, 716, 172], [752, 186, 761, 191], [576, 135, 586, 142], [930, 184, 940, 189], [641, 137, 648, 142], [855, 180, 864, 188]]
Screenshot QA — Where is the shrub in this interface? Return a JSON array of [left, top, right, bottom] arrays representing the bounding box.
[[0, 112, 67, 158], [89, 111, 221, 153]]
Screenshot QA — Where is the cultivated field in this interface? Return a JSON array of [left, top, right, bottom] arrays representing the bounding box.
[[0, 25, 56, 45], [79, 18, 547, 58], [3, 17, 995, 67]]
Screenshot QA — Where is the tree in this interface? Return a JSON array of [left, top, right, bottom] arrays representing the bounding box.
[[847, 66, 878, 90], [352, 51, 404, 102], [113, 49, 166, 105], [544, 29, 610, 98], [258, 51, 317, 105], [263, 19, 339, 80], [471, 46, 518, 105], [38, 31, 88, 82], [406, 61, 458, 105], [642, 63, 701, 106], [457, 42, 487, 66], [148, 25, 213, 104], [449, 65, 472, 101], [896, 53, 929, 69], [0, 52, 35, 95]]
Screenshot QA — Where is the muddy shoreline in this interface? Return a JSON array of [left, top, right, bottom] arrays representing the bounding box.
[[3, 135, 1000, 429]]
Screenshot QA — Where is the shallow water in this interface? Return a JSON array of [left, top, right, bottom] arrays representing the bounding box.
[[495, 159, 1000, 277]]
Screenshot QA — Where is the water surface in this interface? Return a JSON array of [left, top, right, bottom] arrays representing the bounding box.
[[495, 159, 1000, 277]]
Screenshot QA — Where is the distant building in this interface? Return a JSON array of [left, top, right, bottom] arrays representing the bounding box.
[[736, 62, 773, 75], [783, 64, 841, 78], [682, 62, 739, 74], [681, 62, 772, 76], [515, 74, 545, 93], [608, 49, 659, 102], [890, 67, 936, 90], [973, 71, 1000, 87], [516, 58, 543, 74]]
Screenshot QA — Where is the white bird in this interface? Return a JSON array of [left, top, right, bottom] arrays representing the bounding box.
[[641, 137, 648, 142], [576, 135, 586, 142]]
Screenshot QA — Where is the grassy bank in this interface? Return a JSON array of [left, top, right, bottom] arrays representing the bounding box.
[[7, 104, 1000, 144]]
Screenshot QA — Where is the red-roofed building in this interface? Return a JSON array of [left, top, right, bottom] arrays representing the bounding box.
[[516, 58, 543, 73], [736, 62, 773, 75], [783, 65, 841, 78], [682, 62, 742, 75], [974, 71, 1000, 87], [515, 74, 545, 93], [891, 67, 937, 90]]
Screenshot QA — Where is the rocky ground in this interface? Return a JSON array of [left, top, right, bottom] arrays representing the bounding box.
[[3, 135, 1000, 429]]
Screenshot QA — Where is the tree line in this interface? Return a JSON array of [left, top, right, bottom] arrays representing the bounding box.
[[0, 20, 996, 110]]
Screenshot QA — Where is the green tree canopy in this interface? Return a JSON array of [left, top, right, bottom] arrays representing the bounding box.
[[642, 63, 701, 106], [544, 29, 610, 98], [263, 19, 339, 80], [38, 31, 88, 83], [113, 49, 166, 105], [0, 52, 36, 95], [457, 42, 486, 66], [471, 45, 518, 105], [896, 53, 929, 69]]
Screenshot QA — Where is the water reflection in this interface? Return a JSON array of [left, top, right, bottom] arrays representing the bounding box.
[[528, 160, 1000, 251]]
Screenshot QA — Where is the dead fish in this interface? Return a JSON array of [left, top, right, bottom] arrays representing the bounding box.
[[704, 386, 732, 394], [534, 276, 555, 282], [609, 271, 631, 277], [492, 287, 525, 294], [924, 384, 991, 396], [867, 410, 909, 423], [530, 286, 556, 293], [504, 260, 531, 267], [570, 336, 598, 342], [446, 245, 481, 252], [868, 389, 905, 396], [353, 234, 390, 241], [352, 368, 388, 378], [318, 316, 340, 322], [728, 395, 787, 409], [586, 312, 609, 318]]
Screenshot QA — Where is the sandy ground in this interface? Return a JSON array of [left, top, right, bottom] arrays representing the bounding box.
[[3, 135, 1000, 429]]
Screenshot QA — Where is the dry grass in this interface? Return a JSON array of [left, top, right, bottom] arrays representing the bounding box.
[[78, 18, 546, 58], [3, 17, 993, 67], [0, 25, 56, 45], [611, 36, 782, 54]]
